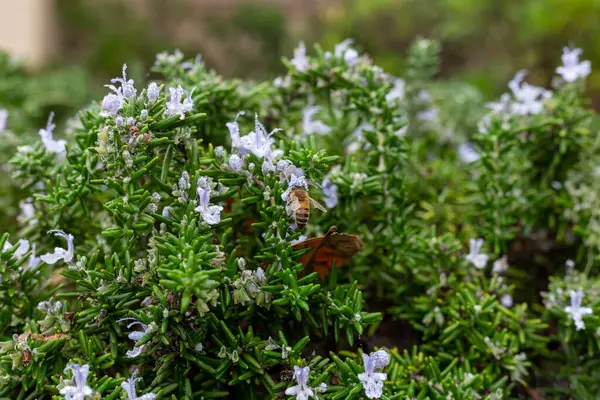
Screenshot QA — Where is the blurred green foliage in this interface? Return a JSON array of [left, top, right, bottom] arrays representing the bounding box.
[[51, 0, 600, 104], [317, 0, 600, 101]]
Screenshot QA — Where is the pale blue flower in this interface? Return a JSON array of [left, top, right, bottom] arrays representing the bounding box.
[[385, 78, 405, 103], [146, 82, 160, 104], [106, 64, 136, 99], [466, 238, 488, 269], [334, 39, 359, 66], [358, 350, 389, 399], [556, 47, 591, 82], [303, 106, 331, 136], [121, 371, 156, 400], [3, 238, 30, 259], [195, 177, 223, 225], [507, 70, 551, 115], [565, 287, 593, 331], [492, 255, 508, 275], [118, 318, 149, 358], [501, 294, 513, 308], [155, 49, 184, 66], [182, 54, 203, 72], [248, 114, 282, 160], [165, 86, 194, 120], [39, 112, 67, 154], [322, 177, 338, 208], [285, 366, 314, 400], [458, 142, 480, 164], [0, 109, 7, 132], [28, 243, 41, 270], [60, 363, 94, 400], [101, 93, 123, 117], [346, 122, 373, 153], [228, 154, 244, 171], [291, 41, 309, 72], [41, 230, 75, 264], [417, 107, 439, 122]]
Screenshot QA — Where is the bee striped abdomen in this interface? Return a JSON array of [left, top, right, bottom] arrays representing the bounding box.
[[295, 207, 310, 227]]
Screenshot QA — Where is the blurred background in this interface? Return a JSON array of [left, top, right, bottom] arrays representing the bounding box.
[[1, 0, 600, 104]]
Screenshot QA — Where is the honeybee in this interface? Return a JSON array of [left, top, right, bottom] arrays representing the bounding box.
[[286, 188, 326, 229]]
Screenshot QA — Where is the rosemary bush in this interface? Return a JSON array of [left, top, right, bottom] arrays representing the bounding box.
[[0, 39, 598, 400]]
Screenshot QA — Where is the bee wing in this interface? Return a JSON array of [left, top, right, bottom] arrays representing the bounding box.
[[309, 197, 327, 212], [286, 197, 302, 217]]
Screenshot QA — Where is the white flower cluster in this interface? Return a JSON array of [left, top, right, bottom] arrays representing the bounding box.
[[101, 63, 194, 123], [290, 38, 360, 73], [480, 46, 590, 133]]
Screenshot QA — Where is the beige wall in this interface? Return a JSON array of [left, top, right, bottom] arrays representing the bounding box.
[[0, 0, 56, 67]]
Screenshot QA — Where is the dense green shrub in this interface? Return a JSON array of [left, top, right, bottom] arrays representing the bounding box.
[[0, 38, 598, 399]]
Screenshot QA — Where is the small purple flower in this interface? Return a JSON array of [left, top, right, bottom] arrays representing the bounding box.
[[41, 230, 75, 264], [146, 82, 160, 104], [229, 154, 244, 171], [492, 256, 508, 275], [458, 142, 480, 164], [39, 112, 67, 154], [303, 106, 331, 136], [466, 238, 488, 269], [165, 86, 194, 120], [501, 294, 513, 308], [0, 109, 8, 132], [118, 318, 150, 358], [59, 363, 94, 400], [507, 70, 551, 115], [564, 287, 593, 331], [107, 64, 136, 99], [248, 114, 282, 160], [3, 238, 30, 260], [358, 350, 390, 399], [385, 78, 405, 103], [322, 177, 338, 208], [195, 177, 223, 225], [334, 39, 359, 66], [291, 41, 309, 72], [121, 371, 156, 400], [101, 93, 124, 117], [182, 54, 203, 72], [556, 47, 591, 82], [285, 366, 315, 400]]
